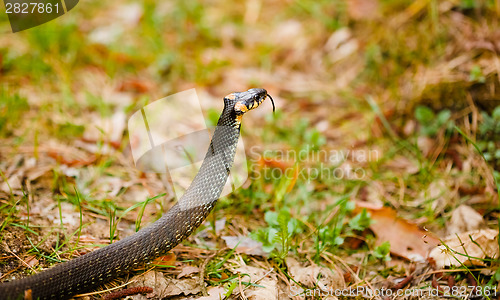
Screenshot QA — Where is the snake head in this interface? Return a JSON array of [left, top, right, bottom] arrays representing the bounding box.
[[226, 88, 275, 115]]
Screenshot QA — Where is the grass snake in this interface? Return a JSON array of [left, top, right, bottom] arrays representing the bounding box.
[[1, 88, 274, 300]]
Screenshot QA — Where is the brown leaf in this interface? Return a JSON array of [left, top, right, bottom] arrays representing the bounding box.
[[384, 156, 419, 174], [82, 111, 127, 146], [196, 287, 226, 300], [177, 266, 199, 279], [25, 255, 39, 268], [152, 253, 176, 267], [0, 174, 21, 193], [222, 236, 268, 256], [210, 272, 229, 282], [347, 0, 379, 20], [258, 157, 293, 171], [47, 150, 96, 167], [129, 271, 201, 298], [429, 229, 499, 268], [356, 202, 440, 261], [118, 78, 155, 93], [447, 205, 485, 235], [232, 265, 278, 300], [287, 257, 344, 290]]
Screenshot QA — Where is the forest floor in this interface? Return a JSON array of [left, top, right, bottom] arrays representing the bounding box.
[[1, 0, 499, 299]]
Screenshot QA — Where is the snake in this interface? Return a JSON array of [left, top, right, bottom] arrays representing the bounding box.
[[1, 88, 275, 300]]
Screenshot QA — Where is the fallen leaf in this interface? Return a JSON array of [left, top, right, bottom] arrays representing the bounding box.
[[162, 277, 201, 297], [25, 164, 53, 182], [258, 157, 293, 171], [209, 272, 229, 282], [177, 266, 199, 279], [215, 218, 226, 234], [47, 144, 97, 167], [384, 156, 419, 174], [129, 271, 201, 298], [152, 253, 176, 267], [232, 265, 278, 300], [447, 205, 485, 235], [222, 236, 267, 256], [417, 136, 434, 157], [356, 202, 440, 261], [347, 0, 379, 20], [192, 286, 226, 300], [118, 78, 155, 93], [25, 255, 39, 268], [325, 28, 359, 64], [287, 257, 344, 291], [429, 229, 499, 269], [83, 110, 127, 145], [0, 174, 21, 193]]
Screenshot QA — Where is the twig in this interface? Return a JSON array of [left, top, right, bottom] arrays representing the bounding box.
[[104, 286, 153, 300], [75, 279, 138, 298], [391, 275, 413, 290], [199, 250, 220, 296], [6, 245, 36, 272]]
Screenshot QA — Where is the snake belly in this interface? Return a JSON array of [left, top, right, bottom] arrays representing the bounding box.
[[0, 88, 272, 300]]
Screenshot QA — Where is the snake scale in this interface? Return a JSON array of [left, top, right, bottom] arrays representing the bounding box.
[[1, 88, 274, 300]]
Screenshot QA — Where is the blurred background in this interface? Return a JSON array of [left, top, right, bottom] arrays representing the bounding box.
[[1, 0, 500, 298]]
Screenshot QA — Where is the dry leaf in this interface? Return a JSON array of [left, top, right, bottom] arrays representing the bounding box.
[[356, 202, 440, 261], [447, 205, 485, 235], [287, 257, 344, 291], [215, 218, 226, 234], [152, 253, 176, 267], [347, 0, 379, 20], [128, 271, 167, 299], [177, 266, 199, 279], [325, 28, 359, 63], [417, 136, 434, 157], [0, 174, 21, 193], [429, 229, 499, 269], [47, 144, 97, 167], [25, 165, 51, 182], [129, 271, 201, 298], [83, 110, 126, 145], [192, 286, 226, 300], [162, 278, 201, 297], [25, 255, 39, 268], [232, 265, 277, 300], [259, 157, 293, 171], [222, 236, 267, 256], [384, 156, 419, 174], [118, 78, 155, 93]]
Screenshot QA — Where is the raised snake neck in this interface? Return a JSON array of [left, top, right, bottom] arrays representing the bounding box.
[[1, 88, 272, 300]]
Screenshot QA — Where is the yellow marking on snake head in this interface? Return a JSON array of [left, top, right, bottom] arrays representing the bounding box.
[[225, 93, 236, 100], [234, 101, 248, 113], [236, 114, 243, 125]]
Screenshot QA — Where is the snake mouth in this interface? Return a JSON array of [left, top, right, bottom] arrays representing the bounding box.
[[231, 88, 275, 114]]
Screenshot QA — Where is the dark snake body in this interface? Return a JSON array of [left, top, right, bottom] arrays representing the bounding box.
[[1, 88, 273, 300]]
